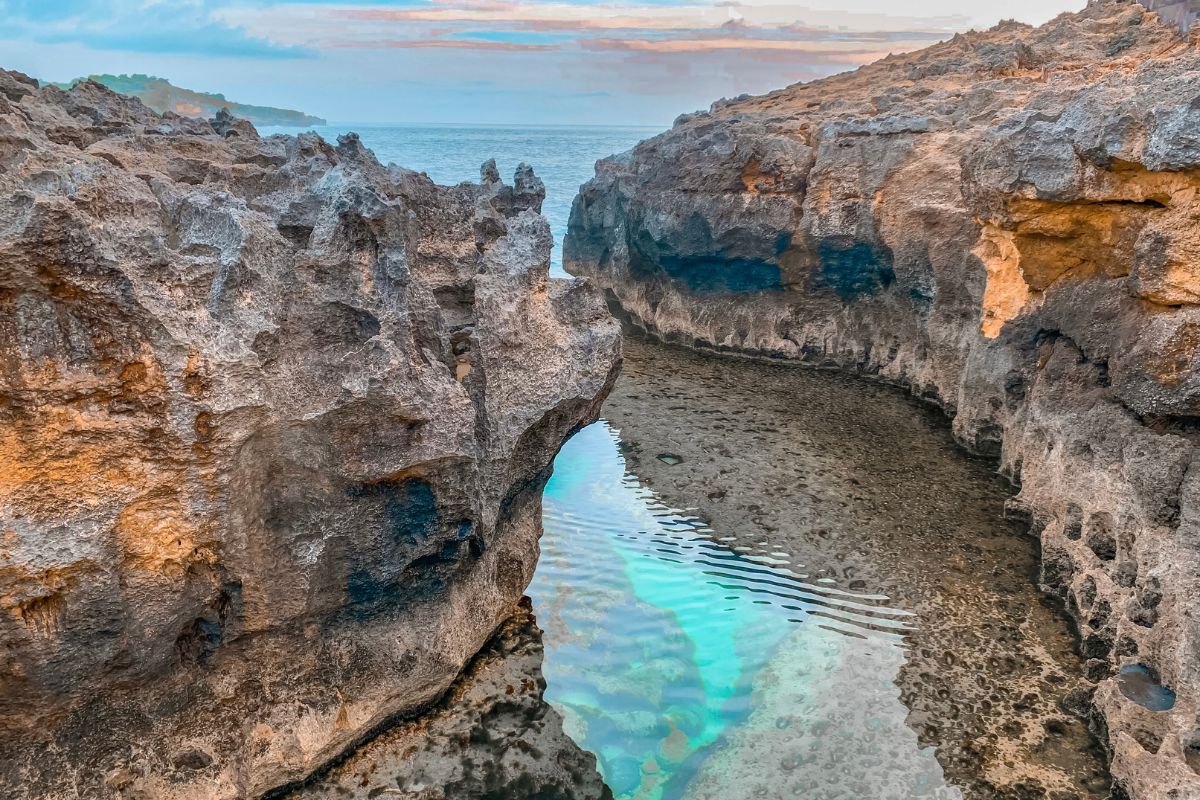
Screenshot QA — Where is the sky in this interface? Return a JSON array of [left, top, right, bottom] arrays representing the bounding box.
[[1, 0, 1085, 126]]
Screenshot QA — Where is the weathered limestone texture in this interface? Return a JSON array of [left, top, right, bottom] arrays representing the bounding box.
[[566, 1, 1200, 797], [0, 69, 619, 799], [287, 600, 613, 800]]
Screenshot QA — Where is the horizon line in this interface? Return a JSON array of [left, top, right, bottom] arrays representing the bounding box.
[[260, 120, 671, 130]]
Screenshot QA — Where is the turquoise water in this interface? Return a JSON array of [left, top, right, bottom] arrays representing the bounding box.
[[260, 124, 655, 277], [532, 422, 957, 800]]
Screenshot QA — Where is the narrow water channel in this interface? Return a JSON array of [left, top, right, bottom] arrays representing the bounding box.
[[528, 337, 1111, 800], [294, 125, 1113, 799]]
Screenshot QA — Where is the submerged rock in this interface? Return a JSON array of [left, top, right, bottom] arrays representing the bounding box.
[[0, 71, 620, 797], [1118, 664, 1177, 712], [601, 337, 1111, 799], [566, 2, 1200, 797]]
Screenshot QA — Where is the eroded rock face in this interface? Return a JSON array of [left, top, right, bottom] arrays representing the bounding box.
[[0, 70, 620, 798], [287, 599, 613, 800], [565, 2, 1200, 797]]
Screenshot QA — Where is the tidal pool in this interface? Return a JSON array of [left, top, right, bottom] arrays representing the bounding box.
[[533, 422, 948, 799], [528, 338, 1111, 800]]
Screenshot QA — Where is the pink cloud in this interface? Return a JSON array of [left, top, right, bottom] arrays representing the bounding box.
[[578, 37, 912, 56], [331, 4, 729, 31], [327, 37, 556, 50], [327, 1, 966, 34]]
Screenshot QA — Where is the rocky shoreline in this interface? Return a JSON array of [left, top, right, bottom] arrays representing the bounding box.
[[566, 1, 1200, 796], [0, 70, 618, 798]]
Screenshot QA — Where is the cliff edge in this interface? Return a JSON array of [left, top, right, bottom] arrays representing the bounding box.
[[0, 71, 619, 798], [566, 1, 1200, 796]]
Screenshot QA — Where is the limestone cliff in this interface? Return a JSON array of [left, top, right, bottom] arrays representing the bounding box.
[[0, 71, 619, 798], [566, 1, 1200, 797]]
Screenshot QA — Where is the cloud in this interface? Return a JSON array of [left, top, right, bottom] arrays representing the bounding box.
[[232, 0, 960, 61], [333, 3, 715, 30], [1, 0, 1087, 125], [196, 0, 975, 115], [0, 0, 314, 58], [578, 37, 903, 56], [328, 38, 556, 50], [326, 1, 971, 34]]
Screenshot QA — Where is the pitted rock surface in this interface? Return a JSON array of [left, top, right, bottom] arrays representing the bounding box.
[[0, 70, 620, 799], [287, 600, 612, 800], [566, 2, 1200, 797]]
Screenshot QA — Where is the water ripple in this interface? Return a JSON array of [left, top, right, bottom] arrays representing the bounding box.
[[530, 421, 957, 800]]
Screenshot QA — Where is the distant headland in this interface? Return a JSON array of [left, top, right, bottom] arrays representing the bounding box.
[[48, 73, 326, 126]]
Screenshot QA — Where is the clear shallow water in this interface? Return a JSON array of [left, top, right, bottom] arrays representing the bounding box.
[[532, 422, 957, 800], [532, 339, 1110, 800], [260, 124, 656, 276]]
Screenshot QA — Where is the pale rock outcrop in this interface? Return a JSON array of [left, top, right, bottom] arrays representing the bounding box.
[[566, 1, 1200, 796], [0, 70, 619, 798], [1136, 1, 1200, 34]]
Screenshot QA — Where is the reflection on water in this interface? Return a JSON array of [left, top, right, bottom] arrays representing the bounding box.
[[530, 422, 959, 800]]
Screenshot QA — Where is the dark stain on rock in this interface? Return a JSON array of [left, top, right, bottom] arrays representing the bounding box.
[[660, 254, 784, 294], [627, 216, 784, 294], [813, 237, 896, 299], [346, 568, 389, 607], [345, 479, 443, 605], [384, 485, 439, 549], [774, 231, 793, 256], [349, 478, 440, 549]]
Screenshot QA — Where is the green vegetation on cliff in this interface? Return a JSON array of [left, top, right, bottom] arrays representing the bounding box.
[[52, 73, 325, 126]]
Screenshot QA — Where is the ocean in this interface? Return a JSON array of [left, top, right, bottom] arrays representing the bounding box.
[[260, 123, 658, 277]]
